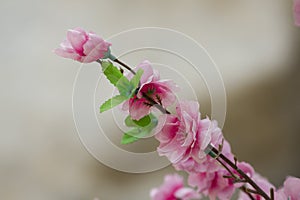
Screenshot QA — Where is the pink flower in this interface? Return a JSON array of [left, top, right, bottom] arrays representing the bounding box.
[[150, 174, 200, 200], [188, 169, 235, 200], [178, 139, 234, 173], [275, 176, 300, 200], [233, 161, 255, 188], [188, 161, 254, 200], [55, 27, 111, 63], [294, 0, 300, 26], [238, 173, 275, 200], [155, 100, 224, 173], [123, 60, 179, 120]]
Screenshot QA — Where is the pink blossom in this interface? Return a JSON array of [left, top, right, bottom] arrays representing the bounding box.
[[155, 100, 224, 173], [175, 139, 233, 173], [123, 60, 179, 120], [187, 161, 254, 200], [238, 173, 275, 200], [275, 176, 300, 200], [294, 0, 300, 26], [233, 161, 255, 188], [188, 169, 235, 200], [55, 27, 111, 63], [150, 174, 200, 200]]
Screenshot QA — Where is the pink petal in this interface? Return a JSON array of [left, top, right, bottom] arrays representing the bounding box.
[[175, 187, 200, 200], [128, 98, 151, 120], [176, 100, 200, 120], [294, 0, 300, 26], [136, 60, 155, 84], [67, 28, 87, 55], [283, 176, 300, 200], [82, 33, 111, 63], [54, 48, 81, 61]]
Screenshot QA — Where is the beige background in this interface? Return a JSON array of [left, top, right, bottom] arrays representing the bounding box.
[[0, 0, 299, 199]]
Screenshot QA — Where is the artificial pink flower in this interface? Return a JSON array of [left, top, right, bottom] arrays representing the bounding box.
[[55, 27, 111, 63], [155, 100, 224, 173], [275, 176, 300, 200], [188, 169, 235, 200], [233, 161, 255, 188], [123, 60, 179, 120], [150, 174, 200, 200], [294, 0, 300, 26], [238, 173, 275, 200]]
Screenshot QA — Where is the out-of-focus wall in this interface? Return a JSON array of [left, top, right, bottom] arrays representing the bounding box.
[[0, 0, 299, 199]]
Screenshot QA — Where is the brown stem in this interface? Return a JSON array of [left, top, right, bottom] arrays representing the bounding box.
[[113, 58, 136, 75], [142, 92, 170, 114], [210, 146, 271, 200], [270, 188, 274, 200], [241, 186, 256, 200]]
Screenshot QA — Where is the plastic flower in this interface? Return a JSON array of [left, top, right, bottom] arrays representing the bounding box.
[[188, 169, 235, 200], [123, 60, 179, 120], [294, 0, 300, 26], [150, 174, 200, 200], [55, 27, 111, 63], [238, 173, 275, 200], [175, 139, 233, 173], [276, 177, 300, 200], [155, 100, 223, 173], [233, 161, 255, 188]]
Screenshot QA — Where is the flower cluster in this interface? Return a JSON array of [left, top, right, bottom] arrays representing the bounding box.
[[56, 28, 300, 200], [150, 174, 200, 200]]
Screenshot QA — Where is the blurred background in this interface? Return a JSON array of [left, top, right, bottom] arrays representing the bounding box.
[[0, 0, 299, 199]]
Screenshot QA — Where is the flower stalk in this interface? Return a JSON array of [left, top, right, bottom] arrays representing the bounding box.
[[205, 144, 272, 200]]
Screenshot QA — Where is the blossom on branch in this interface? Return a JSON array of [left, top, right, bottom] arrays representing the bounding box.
[[188, 169, 235, 200], [150, 174, 200, 200], [155, 100, 224, 173], [238, 173, 275, 200], [55, 27, 111, 63], [123, 60, 179, 120]]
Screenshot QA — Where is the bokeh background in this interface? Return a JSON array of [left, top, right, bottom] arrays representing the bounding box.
[[0, 0, 299, 199]]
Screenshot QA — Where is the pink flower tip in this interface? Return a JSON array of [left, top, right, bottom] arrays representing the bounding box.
[[55, 27, 111, 63]]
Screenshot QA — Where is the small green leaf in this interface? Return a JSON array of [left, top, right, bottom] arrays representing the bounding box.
[[101, 61, 123, 86], [121, 114, 158, 144], [100, 95, 128, 113], [124, 116, 136, 127], [125, 115, 151, 127], [130, 69, 143, 88], [121, 133, 139, 144], [116, 76, 133, 97]]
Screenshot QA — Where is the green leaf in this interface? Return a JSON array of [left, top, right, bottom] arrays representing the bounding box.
[[115, 69, 143, 98], [124, 116, 136, 127], [100, 95, 128, 113], [101, 61, 123, 86], [116, 76, 133, 97], [100, 62, 145, 115], [121, 114, 158, 144], [130, 69, 144, 88], [121, 133, 139, 144], [125, 115, 151, 127]]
